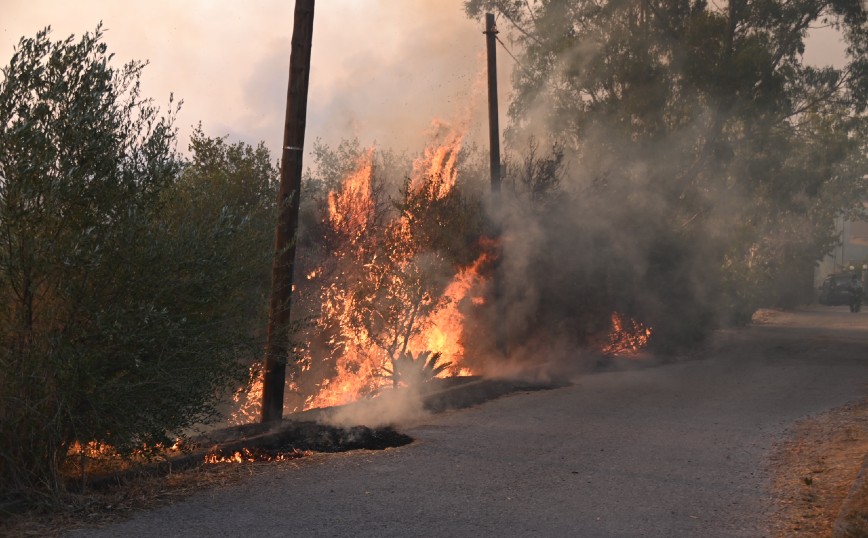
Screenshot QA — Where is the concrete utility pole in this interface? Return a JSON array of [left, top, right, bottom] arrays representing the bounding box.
[[484, 13, 507, 356], [261, 0, 315, 423]]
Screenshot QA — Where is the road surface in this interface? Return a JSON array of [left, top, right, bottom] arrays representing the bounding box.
[[69, 307, 868, 537]]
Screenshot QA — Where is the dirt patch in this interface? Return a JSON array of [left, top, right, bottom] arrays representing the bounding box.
[[768, 398, 868, 537], [835, 458, 868, 537]]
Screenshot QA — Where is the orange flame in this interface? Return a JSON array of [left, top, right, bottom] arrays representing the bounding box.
[[409, 122, 463, 200], [327, 148, 376, 243], [306, 122, 477, 409], [204, 447, 309, 464], [230, 365, 262, 425], [601, 312, 652, 356], [409, 252, 489, 369]]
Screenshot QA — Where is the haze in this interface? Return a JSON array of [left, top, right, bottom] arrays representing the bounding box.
[[2, 0, 847, 158], [2, 0, 504, 158]]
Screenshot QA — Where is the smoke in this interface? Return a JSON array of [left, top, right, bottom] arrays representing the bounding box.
[[2, 1, 507, 159], [458, 1, 868, 371], [321, 386, 429, 429]]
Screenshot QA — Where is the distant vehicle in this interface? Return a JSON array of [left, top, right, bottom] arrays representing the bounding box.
[[819, 273, 857, 306], [849, 275, 863, 312]]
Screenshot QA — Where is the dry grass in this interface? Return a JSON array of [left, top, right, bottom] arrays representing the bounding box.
[[0, 455, 312, 538], [767, 398, 868, 537]]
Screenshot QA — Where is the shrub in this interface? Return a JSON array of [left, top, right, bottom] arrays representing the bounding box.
[[0, 26, 274, 504]]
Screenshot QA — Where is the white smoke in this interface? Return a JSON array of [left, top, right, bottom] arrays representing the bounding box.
[[320, 386, 430, 429]]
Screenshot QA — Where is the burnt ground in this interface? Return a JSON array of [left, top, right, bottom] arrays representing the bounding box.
[[52, 422, 415, 495], [48, 378, 558, 495], [51, 306, 868, 537]]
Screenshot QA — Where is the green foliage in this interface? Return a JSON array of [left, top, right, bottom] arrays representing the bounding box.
[[174, 126, 277, 321], [0, 26, 276, 503], [469, 0, 868, 340]]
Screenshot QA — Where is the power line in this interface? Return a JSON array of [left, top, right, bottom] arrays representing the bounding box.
[[494, 34, 533, 77]]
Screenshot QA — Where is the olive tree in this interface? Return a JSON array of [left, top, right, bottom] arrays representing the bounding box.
[[0, 26, 274, 503]]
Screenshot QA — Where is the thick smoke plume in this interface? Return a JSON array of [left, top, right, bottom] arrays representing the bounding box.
[[322, 387, 428, 429], [458, 0, 868, 366]]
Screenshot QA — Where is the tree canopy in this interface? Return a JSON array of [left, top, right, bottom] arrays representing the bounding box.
[[467, 0, 868, 331]]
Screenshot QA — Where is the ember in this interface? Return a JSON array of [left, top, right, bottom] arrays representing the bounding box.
[[231, 365, 263, 425], [601, 313, 652, 356], [203, 447, 308, 464]]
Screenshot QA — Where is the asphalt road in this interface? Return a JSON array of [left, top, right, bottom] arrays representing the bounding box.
[[69, 307, 868, 537]]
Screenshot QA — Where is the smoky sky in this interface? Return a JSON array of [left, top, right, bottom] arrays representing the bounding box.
[[2, 1, 848, 160], [2, 0, 509, 159]]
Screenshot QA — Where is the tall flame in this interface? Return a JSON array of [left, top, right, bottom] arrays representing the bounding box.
[[306, 122, 476, 409], [410, 252, 488, 367], [409, 120, 463, 200], [327, 148, 376, 245], [230, 121, 488, 422]]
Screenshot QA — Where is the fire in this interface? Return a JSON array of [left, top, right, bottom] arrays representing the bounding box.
[[230, 365, 262, 425], [327, 148, 376, 244], [409, 120, 463, 200], [410, 253, 489, 365], [229, 120, 484, 421], [601, 312, 652, 356], [204, 447, 308, 464], [304, 121, 479, 409], [204, 450, 251, 464]]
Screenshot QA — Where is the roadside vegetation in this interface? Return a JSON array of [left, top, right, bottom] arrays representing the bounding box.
[[467, 0, 868, 337], [1, 0, 867, 517], [769, 395, 868, 537], [0, 26, 276, 509]]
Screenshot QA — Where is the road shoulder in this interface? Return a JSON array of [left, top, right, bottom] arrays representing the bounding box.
[[768, 397, 868, 537]]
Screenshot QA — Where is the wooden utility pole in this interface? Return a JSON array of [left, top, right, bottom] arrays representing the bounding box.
[[261, 0, 315, 423], [484, 13, 507, 356], [485, 13, 502, 196]]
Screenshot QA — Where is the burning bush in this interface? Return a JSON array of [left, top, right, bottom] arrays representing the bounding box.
[[289, 125, 488, 410], [210, 124, 495, 418]]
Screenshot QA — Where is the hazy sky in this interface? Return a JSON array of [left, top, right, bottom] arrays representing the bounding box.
[[2, 0, 849, 160], [2, 0, 503, 159]]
